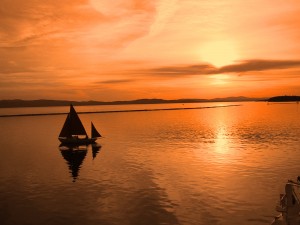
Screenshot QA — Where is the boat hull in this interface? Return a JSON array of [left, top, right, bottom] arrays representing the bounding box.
[[58, 137, 97, 145]]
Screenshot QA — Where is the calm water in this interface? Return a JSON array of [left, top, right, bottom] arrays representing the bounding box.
[[0, 102, 299, 225]]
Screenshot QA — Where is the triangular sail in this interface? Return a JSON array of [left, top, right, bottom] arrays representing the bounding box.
[[59, 114, 71, 137], [91, 122, 101, 138], [59, 105, 88, 138]]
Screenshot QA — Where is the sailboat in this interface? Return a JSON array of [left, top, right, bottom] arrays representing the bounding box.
[[58, 104, 102, 145]]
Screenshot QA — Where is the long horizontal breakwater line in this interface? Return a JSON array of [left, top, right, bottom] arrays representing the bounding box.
[[0, 104, 241, 118]]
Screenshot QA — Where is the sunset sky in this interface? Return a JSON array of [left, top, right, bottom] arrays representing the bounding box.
[[1, 0, 300, 101]]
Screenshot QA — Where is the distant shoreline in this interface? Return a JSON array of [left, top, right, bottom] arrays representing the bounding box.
[[0, 104, 241, 118], [1, 95, 298, 109], [0, 97, 265, 108]]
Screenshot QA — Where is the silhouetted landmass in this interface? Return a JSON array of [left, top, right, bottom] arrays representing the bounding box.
[[268, 96, 300, 102], [0, 97, 266, 108]]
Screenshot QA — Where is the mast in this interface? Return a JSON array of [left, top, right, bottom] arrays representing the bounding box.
[[91, 122, 101, 138]]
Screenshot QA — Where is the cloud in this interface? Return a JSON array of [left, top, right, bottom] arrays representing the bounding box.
[[0, 59, 36, 74], [136, 59, 300, 77], [0, 0, 156, 50], [0, 0, 158, 77], [96, 79, 136, 84], [139, 64, 216, 77], [0, 0, 104, 47], [218, 60, 300, 73]]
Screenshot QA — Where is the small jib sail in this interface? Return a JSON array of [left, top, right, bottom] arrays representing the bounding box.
[[91, 122, 101, 138], [59, 105, 88, 138], [58, 105, 102, 144]]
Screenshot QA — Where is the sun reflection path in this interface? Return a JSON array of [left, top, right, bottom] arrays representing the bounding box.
[[215, 127, 230, 156], [193, 111, 238, 165]]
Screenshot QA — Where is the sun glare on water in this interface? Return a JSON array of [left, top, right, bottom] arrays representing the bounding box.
[[200, 41, 238, 68]]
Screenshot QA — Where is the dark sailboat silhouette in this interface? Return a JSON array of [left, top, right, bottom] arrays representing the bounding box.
[[58, 105, 102, 145]]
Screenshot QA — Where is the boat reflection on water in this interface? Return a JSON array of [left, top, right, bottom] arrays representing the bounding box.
[[59, 144, 102, 182], [92, 143, 102, 160]]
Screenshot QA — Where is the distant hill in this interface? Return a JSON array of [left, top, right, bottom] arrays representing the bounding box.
[[0, 97, 266, 108], [268, 95, 300, 102]]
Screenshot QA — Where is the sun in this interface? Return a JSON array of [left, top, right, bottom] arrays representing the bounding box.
[[200, 40, 239, 67]]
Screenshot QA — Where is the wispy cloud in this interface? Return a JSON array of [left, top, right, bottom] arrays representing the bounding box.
[[135, 59, 300, 77], [96, 79, 136, 84], [219, 60, 300, 73], [0, 0, 103, 47], [137, 64, 216, 76]]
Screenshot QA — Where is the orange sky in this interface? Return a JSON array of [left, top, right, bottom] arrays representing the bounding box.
[[1, 0, 300, 101]]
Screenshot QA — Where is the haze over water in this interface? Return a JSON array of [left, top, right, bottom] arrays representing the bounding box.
[[0, 102, 300, 225]]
